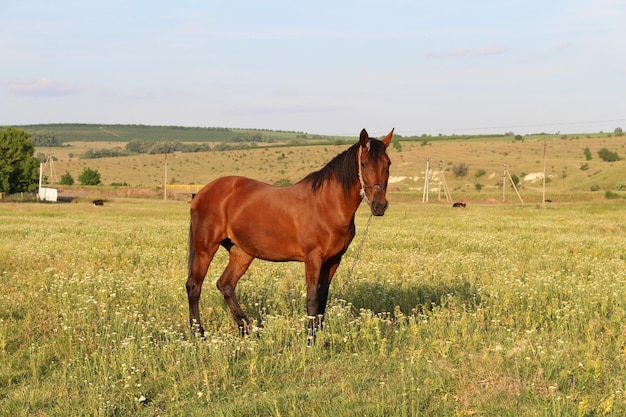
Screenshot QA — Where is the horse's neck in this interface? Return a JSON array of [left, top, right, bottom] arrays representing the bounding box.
[[324, 180, 364, 224]]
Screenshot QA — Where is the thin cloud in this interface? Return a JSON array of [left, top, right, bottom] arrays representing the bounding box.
[[425, 46, 509, 59], [209, 28, 410, 40], [424, 48, 469, 59], [4, 79, 82, 97], [477, 46, 509, 56]]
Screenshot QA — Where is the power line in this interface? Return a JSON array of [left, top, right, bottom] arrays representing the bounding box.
[[399, 118, 626, 135]]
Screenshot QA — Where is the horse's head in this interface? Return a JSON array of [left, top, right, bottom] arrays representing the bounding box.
[[358, 128, 393, 216]]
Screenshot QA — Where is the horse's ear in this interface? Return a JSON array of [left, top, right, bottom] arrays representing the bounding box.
[[382, 128, 394, 148], [359, 129, 369, 148]]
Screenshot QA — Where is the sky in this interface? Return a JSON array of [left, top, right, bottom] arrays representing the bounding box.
[[1, 0, 625, 137]]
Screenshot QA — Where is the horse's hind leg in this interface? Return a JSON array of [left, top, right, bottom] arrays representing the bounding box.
[[186, 242, 219, 336], [216, 245, 254, 334]]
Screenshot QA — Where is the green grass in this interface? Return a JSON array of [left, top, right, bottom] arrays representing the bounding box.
[[1, 199, 626, 416], [13, 123, 318, 143]]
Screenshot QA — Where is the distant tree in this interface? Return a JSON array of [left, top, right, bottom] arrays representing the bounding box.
[[80, 147, 129, 159], [0, 127, 40, 194], [148, 141, 176, 154], [35, 152, 48, 163], [31, 130, 63, 147], [615, 127, 624, 137], [452, 161, 468, 177], [78, 168, 101, 185], [598, 148, 621, 162], [583, 147, 592, 161], [59, 171, 74, 185], [125, 139, 146, 154]]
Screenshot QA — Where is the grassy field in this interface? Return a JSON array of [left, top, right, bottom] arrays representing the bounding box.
[[35, 133, 626, 203], [14, 124, 322, 143], [1, 198, 626, 416]]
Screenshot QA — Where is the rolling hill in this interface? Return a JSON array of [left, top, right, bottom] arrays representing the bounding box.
[[10, 123, 625, 203]]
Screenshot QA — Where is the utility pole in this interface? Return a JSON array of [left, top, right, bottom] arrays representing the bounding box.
[[503, 163, 524, 204], [437, 160, 452, 202], [163, 152, 168, 201], [542, 139, 547, 204], [422, 159, 430, 203], [502, 164, 506, 203]]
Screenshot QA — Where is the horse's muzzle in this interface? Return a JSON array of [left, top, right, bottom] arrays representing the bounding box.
[[362, 185, 388, 216], [370, 198, 388, 216]]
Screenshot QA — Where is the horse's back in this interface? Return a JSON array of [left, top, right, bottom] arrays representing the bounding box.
[[192, 176, 279, 210]]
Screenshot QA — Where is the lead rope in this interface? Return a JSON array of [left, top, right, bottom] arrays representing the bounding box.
[[341, 146, 374, 291], [341, 211, 373, 292]]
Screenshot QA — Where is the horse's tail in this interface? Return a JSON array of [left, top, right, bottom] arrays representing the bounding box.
[[187, 222, 195, 278]]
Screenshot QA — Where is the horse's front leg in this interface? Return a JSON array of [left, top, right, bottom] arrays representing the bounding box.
[[304, 256, 323, 339], [304, 256, 342, 340]]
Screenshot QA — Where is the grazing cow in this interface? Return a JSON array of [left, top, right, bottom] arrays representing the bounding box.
[[93, 199, 104, 206], [452, 202, 466, 208]]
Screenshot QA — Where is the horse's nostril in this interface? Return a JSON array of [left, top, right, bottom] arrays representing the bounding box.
[[371, 200, 388, 216]]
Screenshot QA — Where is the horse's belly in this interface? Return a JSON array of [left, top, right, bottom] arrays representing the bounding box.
[[232, 230, 305, 262]]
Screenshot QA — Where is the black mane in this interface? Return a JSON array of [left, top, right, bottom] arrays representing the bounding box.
[[299, 139, 387, 197]]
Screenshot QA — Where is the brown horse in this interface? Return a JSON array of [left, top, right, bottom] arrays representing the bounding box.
[[186, 128, 394, 336]]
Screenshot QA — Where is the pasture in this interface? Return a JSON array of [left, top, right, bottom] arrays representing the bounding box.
[[1, 198, 625, 416], [38, 133, 626, 203]]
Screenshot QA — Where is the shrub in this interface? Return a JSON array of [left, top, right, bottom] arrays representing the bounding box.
[[580, 163, 589, 171], [452, 162, 468, 177], [273, 179, 292, 187], [598, 148, 621, 162], [583, 147, 592, 161], [59, 172, 74, 185], [78, 168, 101, 185], [474, 169, 486, 178], [616, 183, 626, 191], [590, 184, 600, 192], [605, 190, 620, 199]]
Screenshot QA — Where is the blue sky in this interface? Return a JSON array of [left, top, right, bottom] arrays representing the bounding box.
[[1, 0, 624, 136]]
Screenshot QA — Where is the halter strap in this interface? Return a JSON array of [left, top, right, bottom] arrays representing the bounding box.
[[357, 146, 386, 205]]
